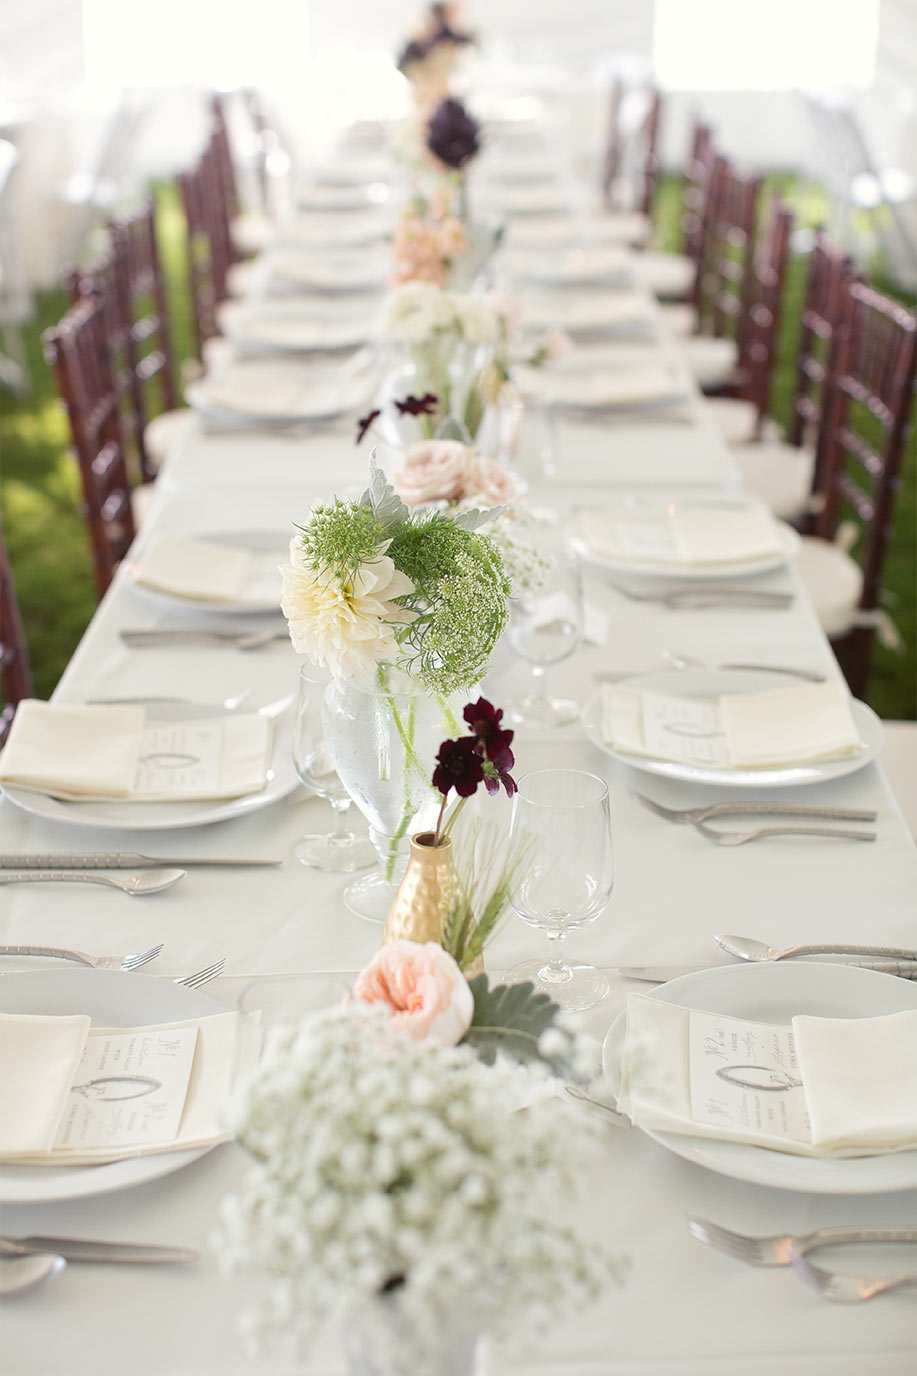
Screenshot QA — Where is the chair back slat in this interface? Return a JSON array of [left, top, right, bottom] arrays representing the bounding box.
[[42, 297, 136, 599], [112, 199, 178, 418], [680, 122, 716, 310], [601, 82, 663, 220], [742, 200, 794, 432], [0, 522, 33, 747]]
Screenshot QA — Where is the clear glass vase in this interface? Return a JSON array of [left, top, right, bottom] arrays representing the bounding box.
[[322, 671, 460, 923], [342, 1297, 479, 1376]]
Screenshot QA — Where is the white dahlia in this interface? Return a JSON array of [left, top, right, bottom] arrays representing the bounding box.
[[281, 539, 417, 680]]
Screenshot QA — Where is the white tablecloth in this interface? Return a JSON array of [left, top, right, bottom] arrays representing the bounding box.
[[2, 146, 915, 1376]]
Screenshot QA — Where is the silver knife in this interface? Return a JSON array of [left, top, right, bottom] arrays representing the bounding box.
[[0, 853, 281, 869], [614, 960, 917, 983], [120, 629, 288, 647], [0, 1236, 198, 1264]]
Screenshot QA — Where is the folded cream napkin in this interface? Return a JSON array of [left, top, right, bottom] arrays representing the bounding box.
[[507, 246, 632, 284], [231, 314, 366, 351], [0, 1013, 91, 1154], [518, 363, 677, 409], [617, 993, 917, 1158], [580, 503, 783, 567], [507, 215, 635, 248], [2, 1012, 256, 1166], [194, 360, 363, 418], [522, 293, 649, 333], [795, 1010, 917, 1153], [132, 535, 256, 602], [270, 252, 386, 288], [602, 681, 863, 768], [0, 700, 272, 801]]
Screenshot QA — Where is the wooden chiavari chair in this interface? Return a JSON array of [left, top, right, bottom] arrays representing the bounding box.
[[654, 121, 717, 322], [704, 199, 794, 446], [676, 155, 759, 392], [728, 230, 857, 521], [43, 296, 136, 599], [179, 143, 228, 361], [797, 281, 917, 697], [0, 521, 33, 748]]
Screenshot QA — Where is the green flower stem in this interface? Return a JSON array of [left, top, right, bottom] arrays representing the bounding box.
[[383, 693, 425, 885]]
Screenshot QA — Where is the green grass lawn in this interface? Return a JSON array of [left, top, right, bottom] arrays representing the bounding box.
[[1, 178, 915, 716]]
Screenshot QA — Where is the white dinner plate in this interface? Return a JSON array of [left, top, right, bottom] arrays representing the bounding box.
[[581, 670, 883, 788], [221, 303, 371, 355], [126, 529, 287, 616], [571, 499, 800, 580], [1, 698, 298, 832], [0, 969, 227, 1202], [602, 961, 917, 1194], [268, 251, 388, 293]]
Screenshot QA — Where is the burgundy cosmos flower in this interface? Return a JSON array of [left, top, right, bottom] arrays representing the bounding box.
[[463, 697, 513, 764], [355, 409, 380, 444], [432, 736, 485, 799], [394, 392, 438, 416], [426, 98, 481, 171]]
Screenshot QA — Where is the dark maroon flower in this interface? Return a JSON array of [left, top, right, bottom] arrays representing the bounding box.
[[394, 392, 438, 417], [426, 98, 481, 171], [463, 697, 514, 764], [355, 409, 380, 444], [397, 39, 429, 73], [483, 743, 517, 798], [432, 736, 485, 799]]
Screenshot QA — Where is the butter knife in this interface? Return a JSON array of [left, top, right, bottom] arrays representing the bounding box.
[[614, 960, 917, 983], [0, 1236, 198, 1264], [0, 853, 281, 869]]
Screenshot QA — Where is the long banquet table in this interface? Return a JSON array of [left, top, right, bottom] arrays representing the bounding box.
[[2, 162, 917, 1376]]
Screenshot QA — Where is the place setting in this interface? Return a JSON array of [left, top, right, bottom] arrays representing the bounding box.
[[184, 352, 383, 428]]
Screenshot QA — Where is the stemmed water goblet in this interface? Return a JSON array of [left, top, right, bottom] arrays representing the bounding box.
[[506, 768, 613, 1010], [291, 665, 376, 872], [507, 532, 583, 729]]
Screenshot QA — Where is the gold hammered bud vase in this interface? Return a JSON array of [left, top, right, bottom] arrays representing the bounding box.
[[382, 832, 484, 975]]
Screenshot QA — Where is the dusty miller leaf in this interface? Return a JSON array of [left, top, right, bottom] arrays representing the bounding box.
[[463, 974, 559, 1066], [359, 452, 410, 534], [453, 505, 505, 532]]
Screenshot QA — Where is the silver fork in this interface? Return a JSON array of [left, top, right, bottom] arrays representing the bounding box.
[[688, 1218, 917, 1269], [0, 943, 163, 971], [606, 585, 794, 610], [173, 959, 225, 989], [631, 791, 876, 826], [791, 1252, 917, 1303], [693, 819, 876, 845]]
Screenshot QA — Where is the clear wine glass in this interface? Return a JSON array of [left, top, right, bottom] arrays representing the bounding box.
[[507, 533, 583, 729], [292, 665, 376, 872], [507, 768, 613, 1010]]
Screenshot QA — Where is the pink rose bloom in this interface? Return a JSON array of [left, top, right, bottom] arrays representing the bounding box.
[[468, 454, 518, 505], [542, 327, 574, 362], [352, 941, 474, 1046], [394, 439, 474, 504]]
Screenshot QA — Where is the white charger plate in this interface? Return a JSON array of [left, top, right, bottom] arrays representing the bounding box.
[[126, 529, 287, 616], [571, 498, 800, 580], [1, 698, 297, 832], [602, 961, 917, 1194], [581, 670, 882, 788], [0, 969, 227, 1202]]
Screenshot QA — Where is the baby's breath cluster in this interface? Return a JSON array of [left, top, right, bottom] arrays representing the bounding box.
[[218, 1006, 619, 1373]]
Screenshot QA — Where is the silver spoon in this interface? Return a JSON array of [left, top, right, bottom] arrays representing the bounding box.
[[0, 1254, 66, 1298], [715, 934, 917, 963], [0, 869, 186, 896], [662, 650, 826, 682]]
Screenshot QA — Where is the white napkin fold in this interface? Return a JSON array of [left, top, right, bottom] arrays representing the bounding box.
[[617, 994, 917, 1158], [194, 360, 374, 419], [2, 1012, 257, 1166], [0, 701, 272, 801], [230, 314, 366, 351], [522, 292, 649, 333], [132, 535, 255, 602], [0, 1013, 91, 1153], [518, 362, 677, 409], [0, 700, 143, 797], [794, 1009, 917, 1153], [270, 252, 386, 288], [508, 246, 632, 284], [580, 503, 783, 567], [602, 681, 863, 768]]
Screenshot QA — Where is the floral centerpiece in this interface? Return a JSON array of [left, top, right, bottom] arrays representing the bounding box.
[[219, 1000, 618, 1374], [280, 461, 510, 914], [396, 3, 476, 113]]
